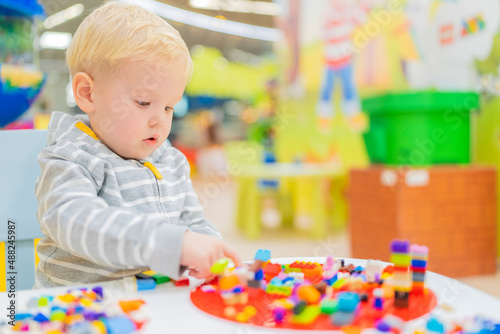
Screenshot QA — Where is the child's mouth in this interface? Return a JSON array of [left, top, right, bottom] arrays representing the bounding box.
[[143, 136, 158, 146]]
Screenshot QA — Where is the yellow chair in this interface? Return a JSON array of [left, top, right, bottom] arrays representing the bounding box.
[[0, 129, 46, 291]]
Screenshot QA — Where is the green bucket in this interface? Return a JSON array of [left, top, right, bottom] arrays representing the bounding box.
[[362, 91, 479, 166]]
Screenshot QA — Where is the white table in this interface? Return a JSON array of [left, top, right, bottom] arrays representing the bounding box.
[[1, 258, 500, 333]]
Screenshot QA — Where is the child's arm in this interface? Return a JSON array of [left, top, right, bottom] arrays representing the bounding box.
[[176, 156, 242, 277], [36, 150, 188, 280]]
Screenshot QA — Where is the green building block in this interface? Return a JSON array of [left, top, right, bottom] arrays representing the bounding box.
[[151, 274, 171, 284], [332, 278, 347, 289], [38, 297, 48, 307], [390, 253, 411, 266], [210, 258, 230, 274], [320, 299, 338, 314], [292, 305, 321, 325], [266, 285, 292, 297], [50, 310, 66, 321]]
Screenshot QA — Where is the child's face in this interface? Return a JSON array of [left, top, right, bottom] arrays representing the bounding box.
[[89, 60, 187, 160]]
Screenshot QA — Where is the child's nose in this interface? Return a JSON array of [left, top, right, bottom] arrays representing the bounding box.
[[148, 109, 166, 127]]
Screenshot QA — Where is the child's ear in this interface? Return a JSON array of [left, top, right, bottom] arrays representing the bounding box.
[[72, 72, 95, 114]]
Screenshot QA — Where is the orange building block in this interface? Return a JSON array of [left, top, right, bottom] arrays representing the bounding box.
[[348, 165, 497, 277], [288, 261, 323, 281]]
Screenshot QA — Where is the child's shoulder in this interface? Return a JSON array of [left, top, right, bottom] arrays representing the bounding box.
[[42, 111, 108, 163], [46, 111, 92, 145]]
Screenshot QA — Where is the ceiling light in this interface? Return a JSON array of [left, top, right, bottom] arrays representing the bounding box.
[[119, 0, 281, 42], [39, 32, 72, 50], [44, 4, 85, 29], [189, 0, 281, 16]]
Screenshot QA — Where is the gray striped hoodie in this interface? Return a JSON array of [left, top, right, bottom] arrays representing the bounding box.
[[35, 111, 220, 288]]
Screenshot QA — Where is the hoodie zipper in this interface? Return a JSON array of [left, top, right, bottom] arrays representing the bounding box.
[[135, 160, 167, 218]]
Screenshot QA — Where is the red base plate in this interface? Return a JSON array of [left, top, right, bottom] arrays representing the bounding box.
[[191, 285, 437, 330]]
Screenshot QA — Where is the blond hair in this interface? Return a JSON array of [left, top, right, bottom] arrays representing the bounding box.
[[66, 1, 192, 82]]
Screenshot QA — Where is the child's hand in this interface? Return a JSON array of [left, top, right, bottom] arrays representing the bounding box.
[[180, 231, 242, 279]]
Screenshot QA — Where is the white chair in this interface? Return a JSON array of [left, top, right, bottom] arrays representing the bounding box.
[[0, 129, 46, 291]]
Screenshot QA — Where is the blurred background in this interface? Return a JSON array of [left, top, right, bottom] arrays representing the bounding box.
[[1, 0, 499, 297]]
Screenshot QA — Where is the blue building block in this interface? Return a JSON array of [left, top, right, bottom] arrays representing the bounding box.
[[411, 259, 427, 268], [255, 249, 271, 262], [337, 292, 360, 312], [376, 320, 391, 332], [33, 312, 49, 322], [373, 297, 383, 310], [92, 286, 103, 299], [105, 316, 136, 334], [68, 322, 95, 334], [137, 278, 156, 291], [427, 317, 445, 333], [255, 269, 264, 280], [15, 313, 32, 321], [270, 277, 283, 287], [324, 274, 338, 286], [331, 311, 355, 326]]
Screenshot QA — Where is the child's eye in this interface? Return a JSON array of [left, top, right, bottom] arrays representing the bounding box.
[[165, 106, 174, 113], [136, 100, 150, 107]]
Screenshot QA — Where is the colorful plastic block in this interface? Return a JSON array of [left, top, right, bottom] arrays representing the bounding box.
[[235, 312, 249, 323], [105, 316, 136, 334], [243, 306, 257, 317], [248, 280, 261, 288], [119, 300, 145, 313], [255, 249, 271, 262], [331, 311, 355, 326], [174, 277, 190, 287], [337, 292, 360, 312], [320, 299, 338, 314], [390, 253, 412, 267], [151, 274, 171, 284], [141, 270, 156, 276], [293, 301, 307, 315], [332, 278, 347, 289], [38, 297, 49, 307], [15, 313, 32, 321], [137, 278, 156, 291], [254, 269, 264, 280], [266, 285, 292, 296], [427, 317, 445, 333], [292, 305, 321, 325], [33, 312, 49, 322], [211, 258, 230, 274], [92, 287, 103, 299], [264, 263, 282, 281], [376, 320, 391, 332], [272, 306, 286, 324], [297, 285, 321, 304], [49, 310, 66, 322], [219, 274, 240, 290], [391, 240, 410, 253], [92, 320, 107, 333]]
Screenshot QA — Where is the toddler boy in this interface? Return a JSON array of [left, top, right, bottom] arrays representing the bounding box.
[[35, 1, 240, 288]]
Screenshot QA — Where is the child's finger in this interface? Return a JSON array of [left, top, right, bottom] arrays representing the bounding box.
[[190, 267, 212, 279], [222, 243, 242, 267]]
